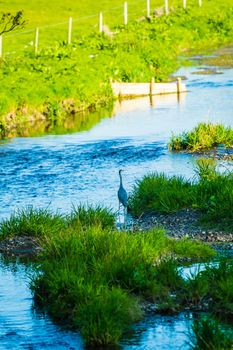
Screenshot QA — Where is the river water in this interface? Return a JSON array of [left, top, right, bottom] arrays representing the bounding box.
[[0, 65, 233, 349]]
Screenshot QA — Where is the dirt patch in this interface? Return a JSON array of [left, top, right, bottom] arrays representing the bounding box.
[[0, 236, 42, 257], [200, 46, 233, 68], [132, 209, 233, 245]]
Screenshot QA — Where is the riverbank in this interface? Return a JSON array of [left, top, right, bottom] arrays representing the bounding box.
[[1, 1, 233, 139], [1, 207, 233, 257], [134, 209, 233, 244]]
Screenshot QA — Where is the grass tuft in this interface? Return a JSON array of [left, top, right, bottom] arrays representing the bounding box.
[[67, 204, 115, 230], [191, 317, 233, 350], [0, 207, 66, 239], [129, 160, 233, 231], [128, 173, 193, 216], [169, 123, 233, 151]]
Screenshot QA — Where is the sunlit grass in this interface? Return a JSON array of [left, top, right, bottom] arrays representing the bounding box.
[[169, 123, 233, 151], [129, 159, 233, 231], [31, 223, 214, 345], [1, 1, 233, 139]]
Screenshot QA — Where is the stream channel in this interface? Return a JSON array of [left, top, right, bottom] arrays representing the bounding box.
[[0, 62, 233, 349]]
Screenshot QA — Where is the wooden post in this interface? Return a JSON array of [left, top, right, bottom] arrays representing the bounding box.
[[198, 0, 202, 6], [0, 36, 2, 58], [177, 77, 182, 94], [183, 0, 186, 9], [150, 77, 155, 96], [68, 17, 72, 44], [147, 0, 150, 17], [99, 12, 103, 33], [124, 2, 128, 25], [35, 28, 39, 54], [165, 0, 169, 15]]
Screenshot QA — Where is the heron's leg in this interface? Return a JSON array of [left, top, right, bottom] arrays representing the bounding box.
[[123, 206, 126, 228], [118, 201, 121, 225]]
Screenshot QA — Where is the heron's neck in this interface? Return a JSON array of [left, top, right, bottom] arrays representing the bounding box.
[[119, 173, 123, 187]]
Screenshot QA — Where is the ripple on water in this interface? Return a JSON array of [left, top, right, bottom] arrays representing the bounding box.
[[0, 257, 84, 350]]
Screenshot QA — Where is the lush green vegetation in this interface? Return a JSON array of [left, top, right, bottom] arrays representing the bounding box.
[[1, 0, 233, 139], [169, 123, 233, 151], [0, 205, 215, 345], [129, 159, 233, 231], [0, 205, 115, 239], [3, 206, 233, 347], [31, 225, 215, 346], [191, 317, 233, 350], [186, 258, 233, 318]]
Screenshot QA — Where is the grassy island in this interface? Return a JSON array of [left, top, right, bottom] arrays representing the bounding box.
[[169, 123, 233, 151], [1, 204, 233, 346]]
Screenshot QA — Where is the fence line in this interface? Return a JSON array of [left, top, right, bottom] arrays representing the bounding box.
[[68, 17, 72, 44], [165, 0, 169, 15], [124, 2, 128, 25], [147, 0, 151, 17], [0, 0, 203, 58], [35, 28, 39, 54]]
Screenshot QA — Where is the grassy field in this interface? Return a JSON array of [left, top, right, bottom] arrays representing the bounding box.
[[2, 0, 233, 56], [2, 0, 166, 52], [1, 0, 233, 139]]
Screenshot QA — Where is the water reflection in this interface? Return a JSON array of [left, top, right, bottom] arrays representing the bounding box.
[[113, 92, 186, 114], [0, 255, 84, 350], [3, 105, 114, 140], [121, 313, 193, 350]]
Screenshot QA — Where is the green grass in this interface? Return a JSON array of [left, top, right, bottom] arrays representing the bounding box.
[[170, 238, 216, 261], [169, 123, 233, 151], [31, 224, 214, 345], [191, 317, 233, 350], [1, 1, 233, 139], [0, 207, 66, 239], [129, 159, 233, 231], [128, 173, 194, 216], [186, 258, 233, 318], [0, 205, 115, 239], [67, 204, 115, 230], [0, 204, 217, 345]]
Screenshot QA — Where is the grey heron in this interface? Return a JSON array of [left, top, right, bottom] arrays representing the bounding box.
[[118, 169, 128, 222]]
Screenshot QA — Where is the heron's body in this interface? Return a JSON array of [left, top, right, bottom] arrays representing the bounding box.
[[118, 184, 128, 208]]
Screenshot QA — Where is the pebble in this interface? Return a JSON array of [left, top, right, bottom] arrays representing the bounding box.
[[132, 208, 233, 248]]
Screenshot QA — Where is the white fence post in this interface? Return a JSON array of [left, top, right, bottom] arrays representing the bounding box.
[[99, 12, 103, 33], [198, 0, 202, 6], [124, 2, 128, 25], [35, 28, 39, 54], [165, 0, 169, 15], [68, 17, 72, 44], [183, 0, 186, 9], [147, 0, 150, 17], [0, 36, 2, 58]]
